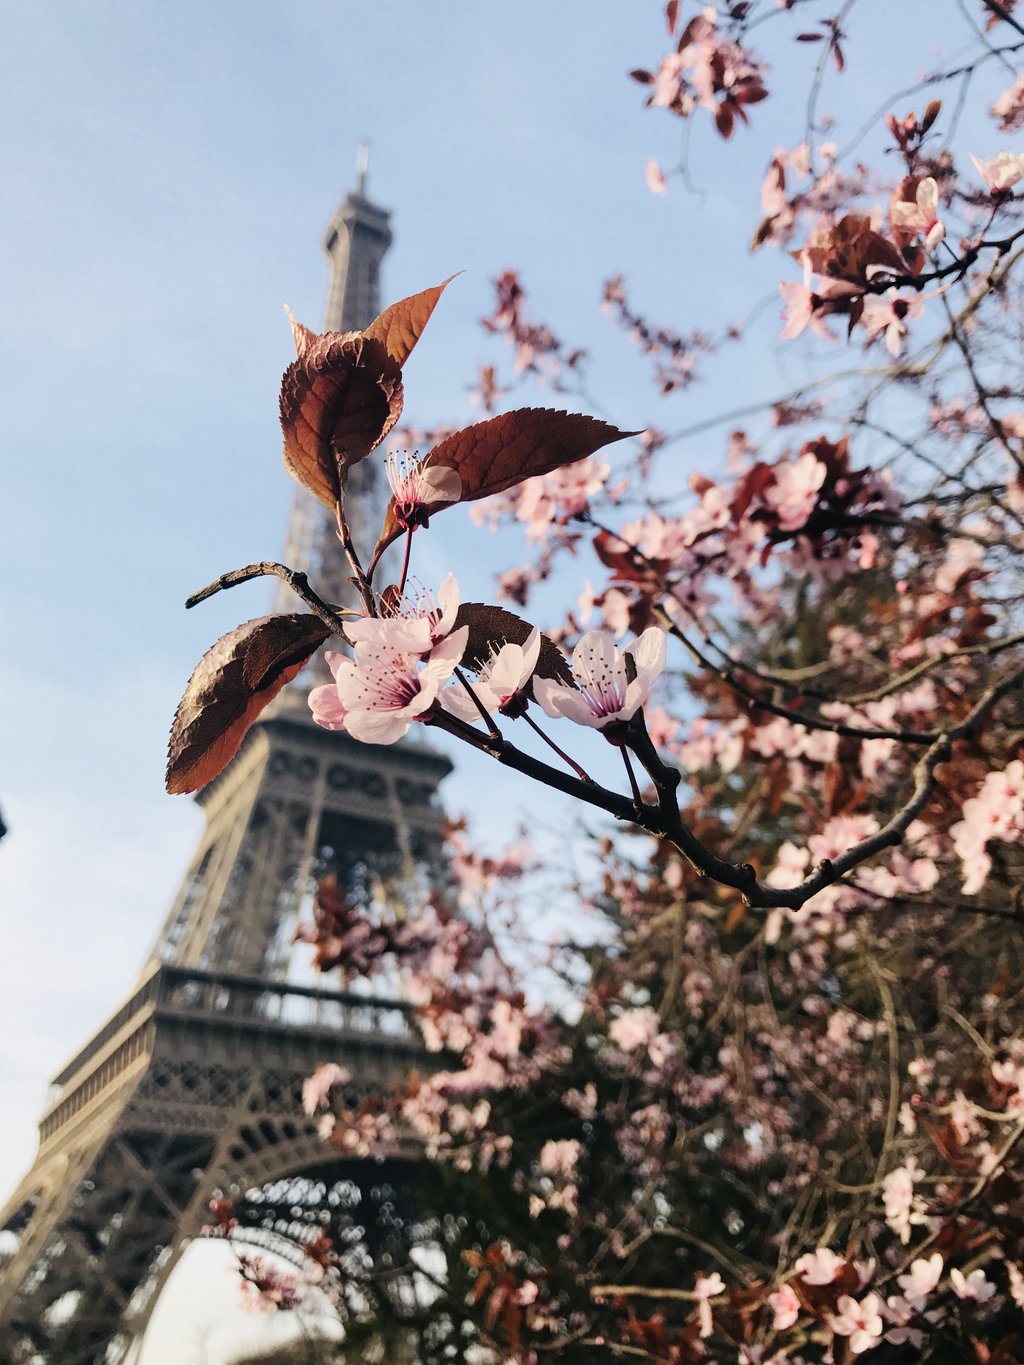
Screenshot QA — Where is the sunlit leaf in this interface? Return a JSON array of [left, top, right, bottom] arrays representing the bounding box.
[[363, 274, 459, 366], [279, 329, 404, 508]]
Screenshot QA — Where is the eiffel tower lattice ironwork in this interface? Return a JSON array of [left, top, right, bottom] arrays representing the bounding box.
[[0, 159, 451, 1365]]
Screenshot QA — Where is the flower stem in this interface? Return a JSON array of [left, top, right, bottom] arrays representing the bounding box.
[[522, 711, 593, 783], [621, 746, 644, 813], [397, 529, 414, 598], [454, 668, 502, 739]]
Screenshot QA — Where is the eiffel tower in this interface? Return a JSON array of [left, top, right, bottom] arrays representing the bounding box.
[[0, 154, 451, 1365]]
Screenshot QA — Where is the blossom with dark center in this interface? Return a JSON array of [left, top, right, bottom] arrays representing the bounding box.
[[386, 450, 462, 530], [533, 628, 665, 731], [349, 573, 460, 656], [442, 627, 541, 722]]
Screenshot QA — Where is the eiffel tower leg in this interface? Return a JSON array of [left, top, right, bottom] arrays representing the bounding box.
[[0, 1123, 216, 1365]]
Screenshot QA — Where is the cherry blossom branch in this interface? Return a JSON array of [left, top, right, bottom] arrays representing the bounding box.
[[655, 605, 940, 746], [849, 883, 1024, 925], [621, 661, 1024, 909], [836, 629, 1024, 706], [803, 0, 859, 164], [423, 709, 638, 824], [589, 1284, 710, 1303], [578, 511, 973, 742], [850, 226, 1024, 301], [442, 699, 933, 911], [184, 561, 351, 639], [832, 40, 1024, 165]]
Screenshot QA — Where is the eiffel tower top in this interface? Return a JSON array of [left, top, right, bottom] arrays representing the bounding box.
[[273, 146, 395, 627], [322, 139, 393, 333]]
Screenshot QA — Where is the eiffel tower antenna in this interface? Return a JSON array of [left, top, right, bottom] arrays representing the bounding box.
[[0, 164, 447, 1365]]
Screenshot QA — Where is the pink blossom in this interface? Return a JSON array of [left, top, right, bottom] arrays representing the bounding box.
[[539, 1138, 582, 1179], [609, 1005, 661, 1053], [385, 450, 462, 529], [762, 452, 827, 531], [764, 840, 813, 895], [308, 652, 350, 731], [891, 177, 945, 251], [534, 628, 666, 731], [1007, 1261, 1024, 1308], [992, 75, 1024, 132], [934, 537, 984, 595], [694, 1272, 724, 1339], [487, 998, 525, 1058], [951, 760, 1024, 894], [651, 51, 686, 108], [682, 482, 731, 542], [329, 628, 468, 744], [972, 149, 1024, 192], [808, 815, 879, 866], [349, 573, 460, 655], [994, 1056, 1024, 1108], [598, 586, 632, 637], [645, 159, 667, 194], [882, 1157, 927, 1243], [950, 1267, 996, 1302], [643, 705, 679, 749], [443, 626, 541, 723], [897, 1253, 943, 1310], [795, 1247, 845, 1285], [301, 1062, 351, 1115], [779, 280, 828, 341], [860, 293, 924, 357], [829, 1292, 884, 1354], [511, 457, 611, 539], [769, 1282, 800, 1330]]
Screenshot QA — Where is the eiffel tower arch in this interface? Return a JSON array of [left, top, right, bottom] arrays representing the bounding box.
[[0, 163, 451, 1363]]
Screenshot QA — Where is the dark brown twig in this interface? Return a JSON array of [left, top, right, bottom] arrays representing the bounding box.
[[185, 562, 351, 640]]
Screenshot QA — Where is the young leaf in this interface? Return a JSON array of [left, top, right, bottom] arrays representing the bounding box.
[[284, 304, 324, 360], [363, 274, 460, 367], [166, 614, 331, 795], [455, 602, 574, 685], [279, 330, 404, 508], [372, 408, 639, 564]]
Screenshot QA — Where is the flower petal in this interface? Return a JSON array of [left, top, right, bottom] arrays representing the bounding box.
[[308, 682, 348, 731], [626, 627, 667, 683], [344, 708, 414, 744], [533, 676, 608, 728]]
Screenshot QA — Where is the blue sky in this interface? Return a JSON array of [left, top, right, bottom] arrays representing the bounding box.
[[0, 3, 1015, 1359]]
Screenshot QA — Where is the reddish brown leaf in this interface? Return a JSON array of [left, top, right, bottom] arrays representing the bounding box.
[[166, 614, 331, 795], [455, 602, 574, 686], [372, 408, 639, 567], [279, 329, 404, 508], [922, 98, 943, 132], [363, 274, 459, 367], [284, 304, 320, 360]]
